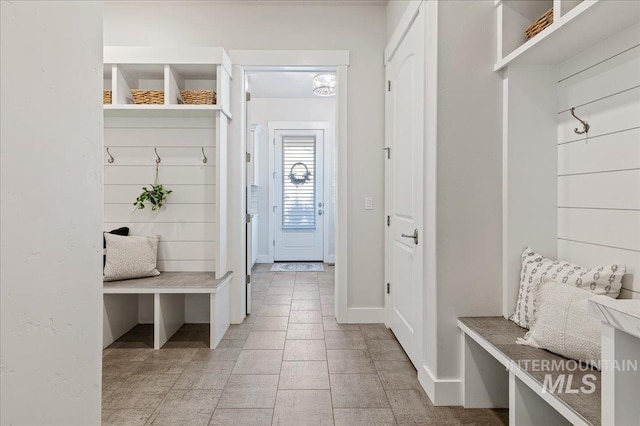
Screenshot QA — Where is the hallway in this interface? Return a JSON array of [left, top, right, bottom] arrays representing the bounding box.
[[102, 264, 507, 425]]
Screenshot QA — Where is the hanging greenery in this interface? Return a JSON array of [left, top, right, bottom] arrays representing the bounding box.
[[133, 184, 172, 211], [132, 154, 172, 212]]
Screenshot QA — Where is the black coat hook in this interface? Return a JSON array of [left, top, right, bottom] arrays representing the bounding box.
[[570, 107, 590, 135], [106, 147, 115, 164], [202, 147, 208, 164], [154, 147, 161, 164]]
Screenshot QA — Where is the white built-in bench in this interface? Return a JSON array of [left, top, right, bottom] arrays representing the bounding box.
[[103, 271, 232, 350], [458, 317, 600, 426]]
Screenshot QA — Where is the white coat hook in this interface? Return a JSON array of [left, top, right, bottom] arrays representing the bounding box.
[[154, 147, 161, 164], [106, 147, 115, 164], [202, 147, 208, 164]]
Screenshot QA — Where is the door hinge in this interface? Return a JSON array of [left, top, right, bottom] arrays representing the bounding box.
[[246, 213, 251, 223], [273, 239, 275, 247], [387, 81, 391, 91], [246, 91, 251, 102], [273, 171, 276, 179], [383, 147, 391, 159], [386, 216, 390, 226], [386, 283, 390, 294], [273, 138, 276, 145], [246, 152, 251, 162], [246, 274, 251, 284]]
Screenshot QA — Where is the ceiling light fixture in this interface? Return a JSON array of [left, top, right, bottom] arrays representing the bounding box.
[[313, 74, 336, 97]]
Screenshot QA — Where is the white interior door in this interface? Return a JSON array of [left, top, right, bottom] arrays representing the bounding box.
[[274, 129, 324, 261], [385, 7, 424, 367]]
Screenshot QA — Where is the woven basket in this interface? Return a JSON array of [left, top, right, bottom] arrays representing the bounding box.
[[131, 89, 164, 105], [180, 90, 217, 105], [525, 8, 553, 40], [103, 91, 112, 105]]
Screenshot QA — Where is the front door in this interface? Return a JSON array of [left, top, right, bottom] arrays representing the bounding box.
[[274, 129, 324, 261], [385, 5, 424, 367]]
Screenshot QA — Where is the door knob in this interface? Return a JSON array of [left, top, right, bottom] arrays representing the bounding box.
[[401, 229, 418, 245], [318, 209, 324, 216]]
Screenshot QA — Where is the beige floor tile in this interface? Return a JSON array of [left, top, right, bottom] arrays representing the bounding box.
[[244, 331, 286, 350], [321, 305, 335, 317], [295, 272, 319, 282], [286, 323, 325, 340], [322, 316, 361, 331], [291, 299, 322, 311], [222, 324, 252, 340], [325, 330, 367, 350], [448, 406, 508, 425], [283, 339, 326, 361], [366, 339, 410, 362], [103, 388, 169, 410], [147, 390, 221, 426], [216, 339, 247, 349], [263, 295, 293, 305], [173, 361, 235, 390], [292, 290, 320, 300], [102, 371, 133, 393], [258, 304, 291, 317], [269, 281, 295, 289], [209, 408, 274, 425], [268, 287, 294, 295], [330, 374, 390, 408], [272, 390, 334, 425], [327, 350, 376, 374], [359, 324, 394, 340], [294, 283, 320, 291], [278, 361, 330, 390], [217, 375, 279, 409], [251, 316, 289, 331], [385, 389, 450, 424], [192, 347, 243, 362], [233, 350, 283, 375], [102, 348, 152, 363], [289, 310, 323, 324], [102, 408, 155, 426], [333, 408, 396, 426], [320, 295, 334, 305]]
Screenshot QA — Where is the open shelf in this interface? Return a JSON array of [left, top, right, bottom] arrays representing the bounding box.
[[103, 104, 231, 119], [495, 0, 640, 71]]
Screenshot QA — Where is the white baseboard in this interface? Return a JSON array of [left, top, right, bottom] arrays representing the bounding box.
[[418, 363, 462, 406], [256, 255, 272, 264], [346, 307, 385, 323], [324, 254, 336, 264]]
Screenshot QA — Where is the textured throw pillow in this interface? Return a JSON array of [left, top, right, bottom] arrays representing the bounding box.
[[517, 277, 606, 368], [510, 247, 625, 329], [104, 233, 160, 282], [103, 227, 129, 268]]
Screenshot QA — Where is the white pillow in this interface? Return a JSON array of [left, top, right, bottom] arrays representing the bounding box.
[[510, 247, 625, 329], [517, 277, 606, 368], [104, 233, 160, 282]]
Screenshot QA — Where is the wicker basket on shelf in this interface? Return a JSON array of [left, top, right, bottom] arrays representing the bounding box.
[[103, 91, 112, 105], [131, 89, 165, 105], [180, 90, 217, 105], [525, 8, 553, 40]]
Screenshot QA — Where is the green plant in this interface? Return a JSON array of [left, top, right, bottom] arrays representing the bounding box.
[[133, 184, 172, 211]]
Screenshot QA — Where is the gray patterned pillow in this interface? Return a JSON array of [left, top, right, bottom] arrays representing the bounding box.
[[509, 247, 625, 329], [104, 233, 160, 282]]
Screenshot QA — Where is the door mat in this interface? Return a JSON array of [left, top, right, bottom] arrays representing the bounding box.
[[271, 263, 324, 272]]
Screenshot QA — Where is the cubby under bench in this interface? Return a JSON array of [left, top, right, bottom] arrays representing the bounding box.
[[458, 317, 600, 426], [103, 272, 232, 350]]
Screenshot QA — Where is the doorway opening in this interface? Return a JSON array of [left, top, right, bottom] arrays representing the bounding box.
[[243, 69, 337, 316]]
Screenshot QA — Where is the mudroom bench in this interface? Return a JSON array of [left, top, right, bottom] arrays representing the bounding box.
[[103, 271, 232, 350], [458, 317, 600, 426]]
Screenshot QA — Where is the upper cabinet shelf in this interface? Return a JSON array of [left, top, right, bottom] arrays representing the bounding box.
[[495, 0, 640, 71], [103, 47, 232, 118]]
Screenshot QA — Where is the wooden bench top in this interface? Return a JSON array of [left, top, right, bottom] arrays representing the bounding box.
[[459, 316, 600, 426], [103, 271, 232, 294]]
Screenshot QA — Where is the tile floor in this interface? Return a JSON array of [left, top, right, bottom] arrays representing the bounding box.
[[102, 263, 508, 425]]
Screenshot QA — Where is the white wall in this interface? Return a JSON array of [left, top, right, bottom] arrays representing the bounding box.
[[250, 97, 336, 262], [0, 1, 103, 424], [386, 0, 413, 42], [104, 1, 387, 312], [556, 23, 640, 300]]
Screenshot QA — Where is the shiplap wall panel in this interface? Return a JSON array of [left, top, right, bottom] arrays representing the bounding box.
[[557, 86, 640, 143], [105, 184, 216, 204], [105, 116, 218, 272], [105, 222, 216, 241], [558, 170, 640, 210], [105, 127, 215, 147], [558, 128, 640, 175], [105, 165, 215, 184], [558, 209, 640, 252], [557, 32, 640, 300], [557, 239, 639, 293], [106, 203, 216, 223], [104, 147, 215, 166]]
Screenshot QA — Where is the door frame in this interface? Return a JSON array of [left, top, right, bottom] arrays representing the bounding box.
[[228, 50, 349, 323], [268, 122, 332, 264]]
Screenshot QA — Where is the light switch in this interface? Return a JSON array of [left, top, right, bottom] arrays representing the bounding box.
[[364, 197, 374, 210]]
